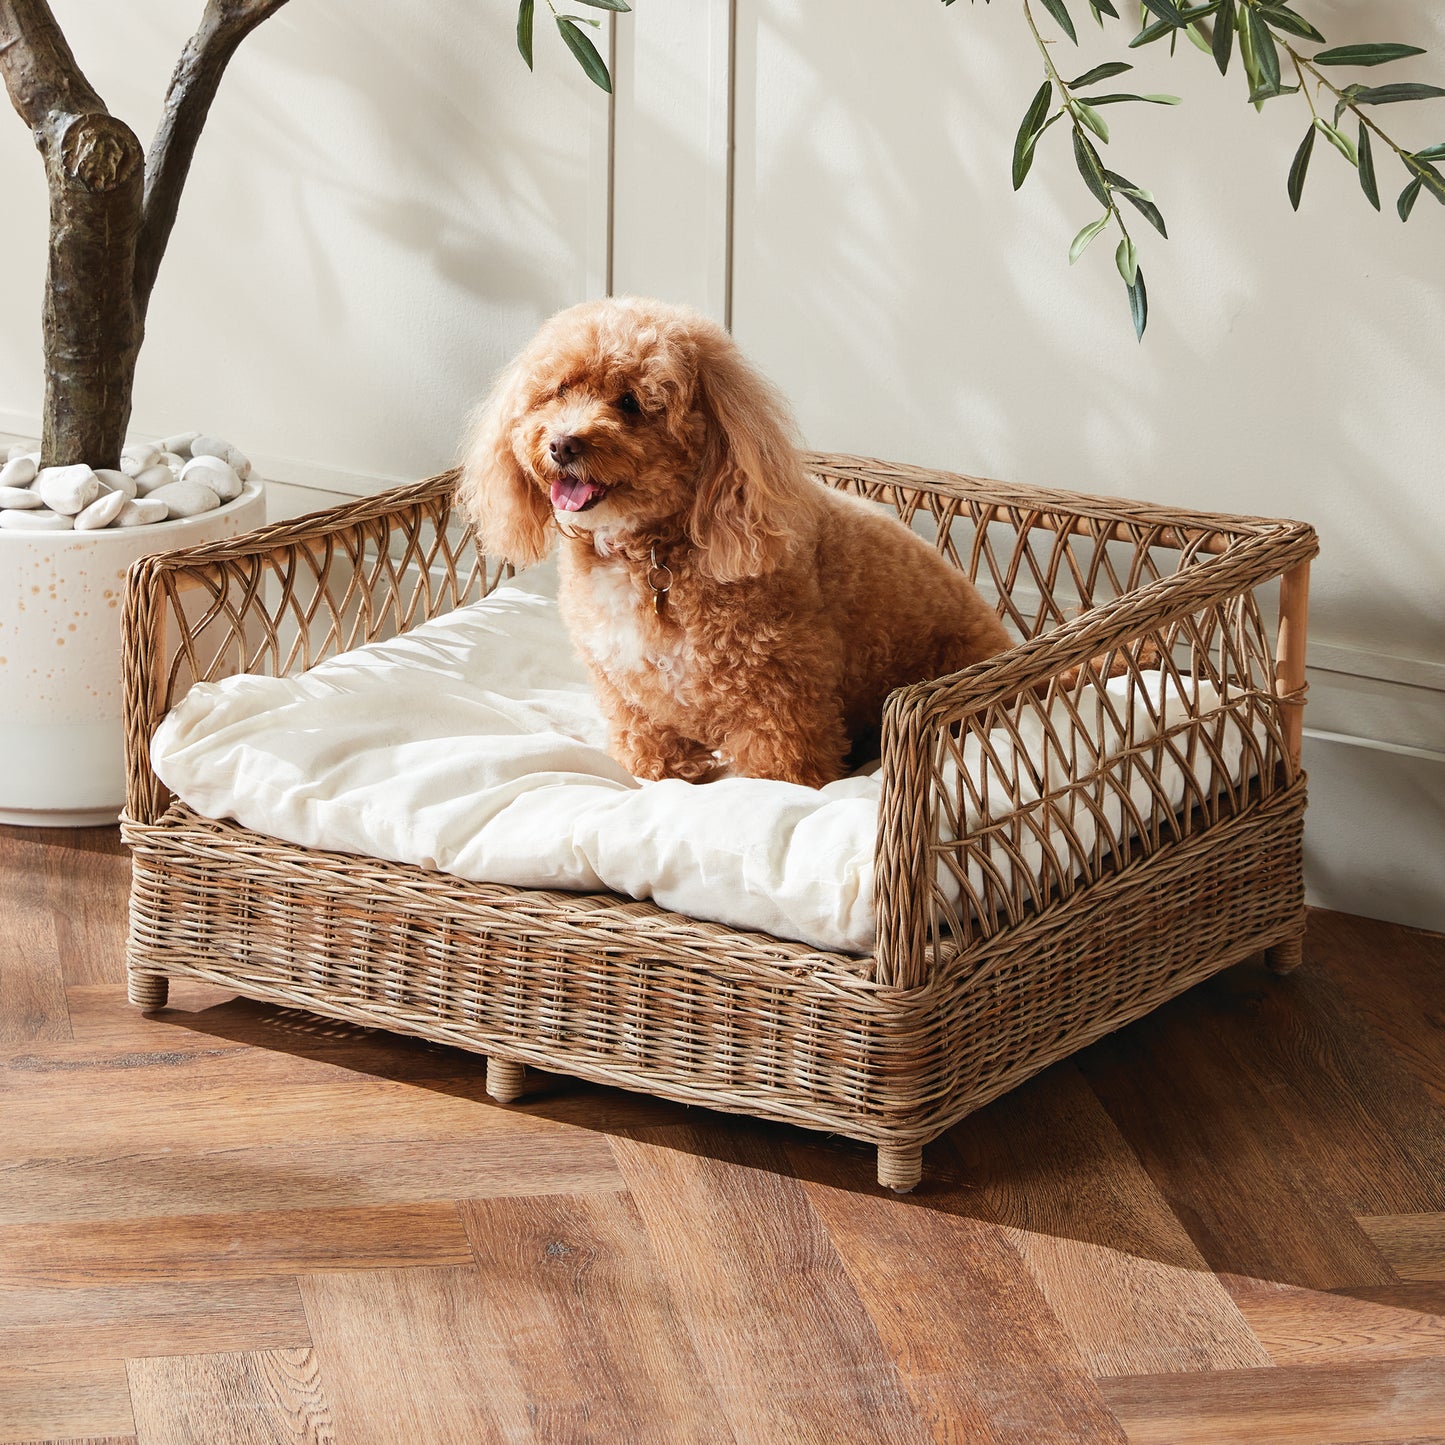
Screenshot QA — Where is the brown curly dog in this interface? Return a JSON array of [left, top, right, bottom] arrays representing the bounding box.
[[458, 296, 1012, 788]]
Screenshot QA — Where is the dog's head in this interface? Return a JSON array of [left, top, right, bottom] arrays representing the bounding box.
[[459, 297, 811, 581]]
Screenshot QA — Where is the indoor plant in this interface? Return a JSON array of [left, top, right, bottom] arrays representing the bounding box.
[[0, 0, 622, 823]]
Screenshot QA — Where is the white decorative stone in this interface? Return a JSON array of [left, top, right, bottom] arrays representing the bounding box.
[[113, 497, 170, 527], [156, 451, 187, 470], [0, 455, 36, 488], [157, 431, 199, 458], [1, 508, 73, 530], [180, 454, 243, 501], [95, 468, 138, 500], [0, 485, 41, 509], [35, 464, 100, 515], [74, 488, 128, 531], [190, 434, 251, 480], [144, 478, 220, 518], [132, 464, 175, 495], [120, 445, 160, 477], [5, 442, 30, 463]]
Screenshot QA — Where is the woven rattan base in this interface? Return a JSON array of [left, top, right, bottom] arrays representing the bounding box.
[[122, 783, 1306, 1180]]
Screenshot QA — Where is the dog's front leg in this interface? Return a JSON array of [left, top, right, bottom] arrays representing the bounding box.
[[590, 669, 718, 783], [720, 682, 851, 790]]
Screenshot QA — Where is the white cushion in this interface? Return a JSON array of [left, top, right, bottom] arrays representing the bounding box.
[[151, 563, 1244, 955]]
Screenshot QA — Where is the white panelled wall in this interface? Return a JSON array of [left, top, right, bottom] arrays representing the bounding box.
[[0, 2, 1440, 929]]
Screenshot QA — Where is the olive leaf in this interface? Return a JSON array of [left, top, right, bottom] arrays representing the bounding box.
[[1314, 44, 1427, 68], [557, 15, 612, 92], [1105, 168, 1167, 235], [1069, 213, 1113, 262], [1127, 265, 1148, 340], [1212, 0, 1235, 75], [1039, 0, 1079, 43], [517, 0, 535, 70], [1287, 122, 1315, 209], [1314, 117, 1358, 166], [1353, 83, 1445, 106], [1013, 81, 1056, 190], [1245, 10, 1282, 96], [1115, 233, 1139, 284], [1073, 129, 1112, 206], [1357, 123, 1381, 209], [1068, 61, 1133, 88], [1072, 99, 1111, 142]]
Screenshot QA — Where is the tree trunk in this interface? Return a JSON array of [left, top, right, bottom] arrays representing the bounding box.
[[40, 112, 145, 468], [1, 0, 290, 470]]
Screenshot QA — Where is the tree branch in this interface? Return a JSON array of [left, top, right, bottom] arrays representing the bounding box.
[[0, 0, 107, 141], [133, 0, 291, 316]]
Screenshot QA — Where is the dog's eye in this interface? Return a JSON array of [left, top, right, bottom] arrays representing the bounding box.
[[616, 392, 642, 415], [555, 382, 570, 399]]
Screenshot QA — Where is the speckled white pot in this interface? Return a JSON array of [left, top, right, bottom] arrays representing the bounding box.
[[0, 481, 266, 826]]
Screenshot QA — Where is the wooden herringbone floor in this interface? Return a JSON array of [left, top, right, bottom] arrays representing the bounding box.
[[1, 825, 1442, 1444]]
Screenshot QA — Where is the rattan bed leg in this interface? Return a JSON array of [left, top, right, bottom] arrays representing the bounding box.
[[877, 1143, 923, 1194], [127, 969, 169, 1011], [486, 1056, 526, 1104], [1266, 936, 1306, 975]]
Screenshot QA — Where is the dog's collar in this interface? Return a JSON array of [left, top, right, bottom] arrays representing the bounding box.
[[645, 544, 673, 615], [586, 530, 684, 615]]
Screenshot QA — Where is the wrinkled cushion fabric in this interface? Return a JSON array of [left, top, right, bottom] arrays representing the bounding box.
[[151, 563, 1236, 954]]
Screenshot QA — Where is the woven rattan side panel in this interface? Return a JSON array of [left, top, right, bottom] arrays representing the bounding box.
[[914, 780, 1307, 1136]]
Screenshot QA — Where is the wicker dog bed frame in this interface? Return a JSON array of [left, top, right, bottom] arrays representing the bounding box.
[[121, 453, 1317, 1191]]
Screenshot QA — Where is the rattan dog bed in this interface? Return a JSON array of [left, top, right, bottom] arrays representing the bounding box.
[[120, 453, 1317, 1191]]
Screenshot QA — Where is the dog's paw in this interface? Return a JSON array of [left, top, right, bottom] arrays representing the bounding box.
[[620, 739, 720, 784]]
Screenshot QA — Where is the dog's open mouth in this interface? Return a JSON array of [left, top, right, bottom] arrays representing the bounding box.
[[550, 475, 608, 513]]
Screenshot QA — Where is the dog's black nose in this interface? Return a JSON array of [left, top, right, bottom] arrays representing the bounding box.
[[549, 434, 583, 464]]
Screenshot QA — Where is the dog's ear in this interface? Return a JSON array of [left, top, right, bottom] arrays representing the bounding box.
[[688, 325, 811, 583], [457, 360, 553, 566]]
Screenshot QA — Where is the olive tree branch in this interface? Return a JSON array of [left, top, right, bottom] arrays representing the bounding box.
[[135, 0, 293, 319]]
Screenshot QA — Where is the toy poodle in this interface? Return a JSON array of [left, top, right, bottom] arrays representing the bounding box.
[[458, 296, 1012, 788]]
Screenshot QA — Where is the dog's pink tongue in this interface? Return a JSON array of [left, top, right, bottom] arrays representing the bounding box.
[[550, 475, 603, 512]]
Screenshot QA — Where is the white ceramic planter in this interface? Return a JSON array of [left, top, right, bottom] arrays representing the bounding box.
[[0, 481, 266, 826]]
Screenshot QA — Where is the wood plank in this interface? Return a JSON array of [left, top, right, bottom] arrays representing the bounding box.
[[1096, 1358, 1445, 1445], [0, 1360, 133, 1442], [60, 985, 491, 1081], [0, 1045, 683, 1171], [458, 1192, 730, 1442], [298, 1266, 527, 1443], [1339, 1282, 1445, 1316], [0, 1068, 572, 1161], [41, 827, 128, 990], [1224, 1274, 1445, 1367], [1308, 910, 1445, 1109], [1358, 1215, 1445, 1282], [0, 1278, 309, 1366], [0, 918, 69, 1047], [0, 1203, 471, 1286], [1079, 987, 1396, 1291], [0, 830, 70, 1046], [1197, 957, 1445, 1215], [0, 1133, 623, 1226], [612, 1124, 931, 1444], [6, 1437, 136, 1444], [950, 1064, 1272, 1377], [790, 1132, 1128, 1445], [126, 1348, 333, 1445]]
